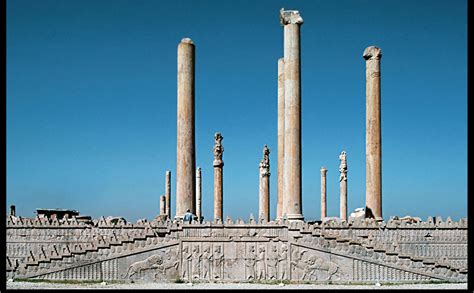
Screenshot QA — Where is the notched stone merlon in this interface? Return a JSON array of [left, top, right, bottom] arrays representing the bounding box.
[[363, 46, 382, 60], [279, 8, 304, 25]]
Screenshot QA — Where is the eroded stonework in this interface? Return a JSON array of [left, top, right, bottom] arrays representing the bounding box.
[[6, 215, 467, 283]]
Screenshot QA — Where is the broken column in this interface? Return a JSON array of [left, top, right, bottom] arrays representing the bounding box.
[[320, 167, 327, 219], [176, 38, 196, 219], [213, 133, 224, 221], [339, 151, 348, 221], [363, 46, 383, 221], [277, 57, 285, 220], [160, 195, 166, 216], [196, 167, 202, 222], [280, 8, 304, 221], [10, 205, 15, 217], [259, 145, 271, 222], [165, 170, 171, 217]]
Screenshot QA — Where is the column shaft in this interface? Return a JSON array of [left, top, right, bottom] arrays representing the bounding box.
[[277, 58, 285, 220], [282, 17, 303, 221], [320, 168, 327, 219], [259, 145, 271, 222], [176, 38, 196, 218], [196, 167, 202, 221], [165, 171, 171, 217], [214, 167, 223, 220], [213, 133, 224, 221], [364, 46, 382, 221], [340, 181, 347, 221], [339, 151, 348, 221], [160, 195, 166, 216]]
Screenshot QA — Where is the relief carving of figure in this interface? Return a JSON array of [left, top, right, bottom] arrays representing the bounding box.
[[201, 245, 212, 281], [122, 254, 163, 279], [181, 245, 192, 280], [301, 255, 319, 280], [256, 246, 266, 280], [291, 248, 308, 276], [245, 245, 256, 280], [339, 151, 347, 182], [192, 245, 202, 280], [213, 245, 224, 280], [278, 244, 288, 280], [312, 256, 339, 281], [266, 245, 278, 280], [154, 248, 179, 280]]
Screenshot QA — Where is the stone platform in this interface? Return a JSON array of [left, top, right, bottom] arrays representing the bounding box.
[[6, 216, 467, 283]]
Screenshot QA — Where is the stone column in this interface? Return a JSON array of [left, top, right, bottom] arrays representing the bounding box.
[[160, 195, 166, 216], [176, 38, 196, 218], [196, 167, 202, 222], [10, 205, 16, 217], [165, 170, 171, 217], [213, 133, 224, 221], [277, 58, 285, 220], [280, 8, 304, 221], [320, 167, 327, 220], [339, 151, 348, 221], [363, 46, 383, 221], [259, 145, 271, 222]]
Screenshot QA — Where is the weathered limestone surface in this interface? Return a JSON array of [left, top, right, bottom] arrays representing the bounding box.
[[196, 167, 202, 222], [176, 38, 196, 219], [339, 151, 348, 222], [6, 216, 468, 283], [213, 133, 224, 221], [281, 8, 304, 221], [165, 171, 171, 217], [277, 58, 285, 220], [320, 167, 327, 219], [259, 145, 271, 222], [160, 195, 166, 216], [364, 46, 382, 221]]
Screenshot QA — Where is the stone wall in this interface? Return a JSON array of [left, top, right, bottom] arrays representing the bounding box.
[[6, 215, 468, 283]]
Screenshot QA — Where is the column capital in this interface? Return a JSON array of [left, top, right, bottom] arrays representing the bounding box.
[[259, 145, 271, 177], [363, 46, 382, 61], [213, 132, 224, 167], [320, 167, 327, 173], [339, 151, 347, 182], [280, 8, 304, 26], [180, 37, 194, 45]]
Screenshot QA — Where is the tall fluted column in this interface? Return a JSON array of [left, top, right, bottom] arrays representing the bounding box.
[[259, 145, 271, 222], [277, 58, 285, 220], [213, 133, 224, 221], [363, 46, 383, 221], [176, 38, 196, 218], [339, 151, 348, 221], [320, 167, 327, 220], [280, 8, 304, 221], [165, 171, 171, 217], [196, 167, 202, 222], [160, 195, 166, 216]]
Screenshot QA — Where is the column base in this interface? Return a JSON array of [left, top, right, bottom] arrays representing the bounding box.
[[285, 213, 304, 221]]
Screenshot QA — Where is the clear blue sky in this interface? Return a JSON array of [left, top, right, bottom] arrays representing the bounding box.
[[7, 0, 467, 222]]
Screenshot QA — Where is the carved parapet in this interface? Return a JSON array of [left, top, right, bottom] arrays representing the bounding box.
[[49, 245, 61, 260], [279, 8, 303, 25], [61, 244, 72, 257], [6, 257, 18, 271]]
